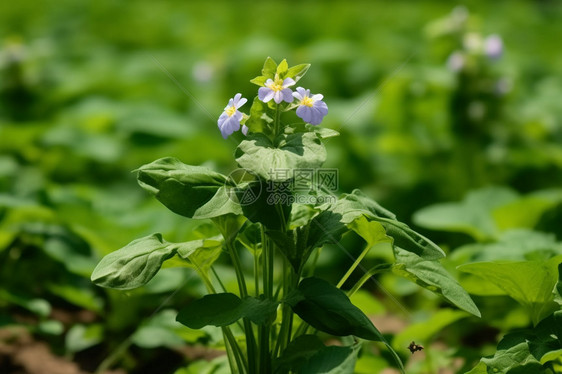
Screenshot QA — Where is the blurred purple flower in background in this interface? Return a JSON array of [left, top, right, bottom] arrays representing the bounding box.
[[447, 51, 465, 72], [484, 34, 503, 60], [293, 87, 328, 125]]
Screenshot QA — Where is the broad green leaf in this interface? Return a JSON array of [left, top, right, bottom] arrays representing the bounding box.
[[392, 247, 480, 317], [164, 237, 223, 272], [493, 196, 562, 232], [458, 256, 562, 324], [245, 96, 271, 134], [38, 320, 64, 335], [91, 234, 221, 290], [450, 229, 562, 264], [249, 57, 277, 86], [132, 310, 187, 349], [239, 296, 279, 325], [235, 132, 326, 182], [413, 186, 519, 241], [47, 283, 103, 313], [285, 63, 311, 83], [276, 59, 288, 76], [176, 294, 279, 329], [348, 216, 393, 258], [177, 293, 242, 329], [393, 309, 468, 351], [274, 335, 325, 373], [262, 56, 277, 76], [175, 356, 230, 374], [349, 290, 385, 315], [237, 222, 262, 255], [137, 157, 242, 219], [319, 191, 444, 260], [554, 263, 562, 307], [469, 311, 562, 373], [238, 180, 292, 230], [65, 324, 104, 353], [300, 345, 359, 374], [0, 290, 51, 317], [483, 342, 545, 374], [285, 278, 407, 374]]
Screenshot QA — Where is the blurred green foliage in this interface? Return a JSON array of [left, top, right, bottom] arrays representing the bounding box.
[[1, 0, 562, 373]]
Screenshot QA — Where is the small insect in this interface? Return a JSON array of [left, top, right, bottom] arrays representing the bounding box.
[[407, 341, 424, 354]]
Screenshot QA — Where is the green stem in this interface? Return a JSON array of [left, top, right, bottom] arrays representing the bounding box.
[[259, 225, 275, 373], [94, 337, 132, 374], [196, 259, 248, 374], [273, 104, 282, 138], [226, 241, 257, 374], [254, 246, 260, 297], [336, 242, 373, 289], [347, 263, 392, 297]]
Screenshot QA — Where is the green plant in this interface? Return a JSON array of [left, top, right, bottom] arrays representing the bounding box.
[[91, 57, 479, 374]]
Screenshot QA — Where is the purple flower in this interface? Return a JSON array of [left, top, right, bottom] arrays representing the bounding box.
[[447, 51, 465, 72], [258, 75, 296, 104], [484, 34, 503, 60], [293, 87, 328, 125], [217, 93, 247, 139]]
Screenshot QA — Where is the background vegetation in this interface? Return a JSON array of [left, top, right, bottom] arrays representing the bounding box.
[[1, 1, 562, 373]]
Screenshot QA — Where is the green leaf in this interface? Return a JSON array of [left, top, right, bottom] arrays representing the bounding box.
[[285, 63, 311, 83], [47, 283, 103, 313], [235, 132, 326, 182], [137, 157, 242, 219], [392, 247, 480, 317], [176, 294, 279, 329], [300, 345, 359, 374], [245, 96, 271, 135], [250, 57, 277, 86], [66, 324, 104, 353], [554, 263, 562, 307], [286, 277, 384, 340], [239, 296, 279, 325], [262, 56, 277, 77], [470, 311, 562, 373], [276, 59, 288, 76], [177, 293, 242, 329], [249, 75, 268, 86], [91, 234, 221, 290], [348, 216, 392, 256], [315, 190, 444, 260], [132, 310, 186, 349], [458, 257, 562, 324], [274, 335, 325, 373], [0, 290, 51, 317], [413, 186, 519, 241], [450, 229, 562, 264], [393, 309, 469, 352], [239, 180, 292, 230]]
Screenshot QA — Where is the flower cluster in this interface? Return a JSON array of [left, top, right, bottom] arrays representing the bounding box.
[[217, 61, 328, 139]]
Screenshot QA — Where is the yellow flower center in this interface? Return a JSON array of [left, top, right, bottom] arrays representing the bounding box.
[[300, 96, 314, 107], [225, 105, 237, 117], [267, 77, 285, 92]]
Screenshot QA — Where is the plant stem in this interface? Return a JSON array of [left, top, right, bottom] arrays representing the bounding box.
[[273, 104, 282, 138], [336, 242, 374, 289], [226, 240, 257, 374], [347, 263, 392, 297], [94, 337, 132, 374], [196, 259, 248, 374]]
